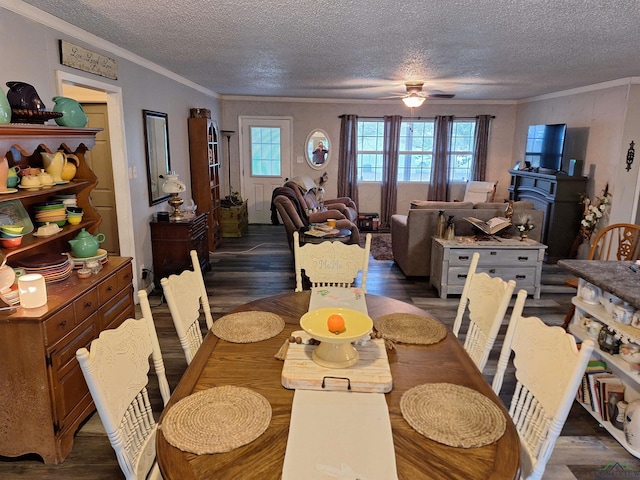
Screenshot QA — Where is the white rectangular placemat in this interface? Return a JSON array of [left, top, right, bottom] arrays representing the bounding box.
[[308, 287, 368, 314], [282, 390, 398, 480]]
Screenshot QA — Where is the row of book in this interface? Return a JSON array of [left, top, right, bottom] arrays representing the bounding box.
[[576, 359, 626, 424]]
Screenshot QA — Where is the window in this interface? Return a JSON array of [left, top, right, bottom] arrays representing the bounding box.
[[449, 121, 476, 182], [398, 120, 435, 182], [356, 119, 477, 182], [250, 126, 281, 176], [357, 120, 384, 181]]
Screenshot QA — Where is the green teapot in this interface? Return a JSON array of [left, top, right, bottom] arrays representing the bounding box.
[[68, 228, 105, 258], [52, 96, 89, 128]]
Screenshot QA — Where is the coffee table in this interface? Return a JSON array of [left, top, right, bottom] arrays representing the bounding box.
[[430, 236, 547, 298], [301, 227, 351, 244]]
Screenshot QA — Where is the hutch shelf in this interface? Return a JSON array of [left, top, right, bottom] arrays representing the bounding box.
[[0, 125, 134, 464], [188, 117, 222, 252]]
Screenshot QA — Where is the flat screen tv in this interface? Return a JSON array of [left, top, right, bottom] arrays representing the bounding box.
[[524, 124, 567, 172]]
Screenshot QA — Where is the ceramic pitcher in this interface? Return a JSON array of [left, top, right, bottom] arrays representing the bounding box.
[[52, 96, 88, 128], [41, 151, 79, 183], [0, 88, 10, 125]]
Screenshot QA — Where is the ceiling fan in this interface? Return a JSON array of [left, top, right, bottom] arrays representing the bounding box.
[[401, 82, 455, 107]]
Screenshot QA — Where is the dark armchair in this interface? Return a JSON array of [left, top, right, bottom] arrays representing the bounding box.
[[272, 187, 360, 250], [284, 175, 358, 223]]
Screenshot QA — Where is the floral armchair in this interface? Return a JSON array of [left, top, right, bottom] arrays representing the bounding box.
[[284, 175, 358, 223]]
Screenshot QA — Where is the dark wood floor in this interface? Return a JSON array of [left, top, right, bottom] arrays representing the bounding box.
[[2, 224, 639, 479]]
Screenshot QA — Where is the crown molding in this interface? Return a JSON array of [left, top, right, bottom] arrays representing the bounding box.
[[0, 0, 219, 98], [518, 77, 640, 103]]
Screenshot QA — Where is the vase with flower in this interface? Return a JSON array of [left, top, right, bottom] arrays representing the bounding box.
[[515, 214, 535, 241]]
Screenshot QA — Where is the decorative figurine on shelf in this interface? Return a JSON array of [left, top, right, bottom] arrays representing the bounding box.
[[445, 215, 456, 240], [504, 200, 514, 221], [515, 214, 535, 241], [161, 171, 186, 219]]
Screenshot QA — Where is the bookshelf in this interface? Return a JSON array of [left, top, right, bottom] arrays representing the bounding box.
[[569, 281, 640, 458]]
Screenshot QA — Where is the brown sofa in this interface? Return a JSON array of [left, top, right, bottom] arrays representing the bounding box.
[[390, 200, 544, 277]]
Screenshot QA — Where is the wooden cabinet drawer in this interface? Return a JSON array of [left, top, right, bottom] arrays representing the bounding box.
[[99, 287, 134, 331], [49, 317, 97, 431], [73, 289, 99, 324], [448, 266, 538, 287], [97, 272, 119, 304], [117, 263, 133, 291], [43, 304, 75, 347], [448, 249, 540, 267]]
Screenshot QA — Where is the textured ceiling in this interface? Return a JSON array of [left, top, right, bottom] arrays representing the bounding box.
[[21, 0, 640, 100]]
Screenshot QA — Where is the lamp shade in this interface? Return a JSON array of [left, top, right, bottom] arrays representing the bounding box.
[[402, 93, 426, 108], [18, 273, 47, 308]]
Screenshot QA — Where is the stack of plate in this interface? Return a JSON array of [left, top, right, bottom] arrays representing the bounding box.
[[32, 201, 67, 227], [17, 253, 73, 283], [0, 284, 20, 306], [53, 193, 78, 208], [68, 248, 109, 269]]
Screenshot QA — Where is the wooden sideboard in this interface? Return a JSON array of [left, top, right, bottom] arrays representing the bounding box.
[[150, 212, 210, 288], [0, 257, 134, 464], [508, 169, 587, 262]]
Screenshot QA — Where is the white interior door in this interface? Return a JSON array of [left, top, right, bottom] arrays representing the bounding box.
[[239, 116, 292, 223]]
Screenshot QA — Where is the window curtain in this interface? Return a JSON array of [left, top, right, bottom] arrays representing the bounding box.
[[428, 115, 453, 201], [337, 114, 359, 206], [380, 115, 402, 229], [471, 115, 493, 181]]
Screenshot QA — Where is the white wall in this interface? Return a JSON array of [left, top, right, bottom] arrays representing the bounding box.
[[0, 6, 221, 289], [221, 98, 518, 215]]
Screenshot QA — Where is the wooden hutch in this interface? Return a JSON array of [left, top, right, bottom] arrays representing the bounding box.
[[0, 125, 134, 464], [187, 117, 223, 251]]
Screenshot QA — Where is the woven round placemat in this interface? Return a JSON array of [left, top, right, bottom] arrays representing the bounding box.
[[400, 383, 506, 448], [160, 386, 272, 454], [374, 313, 447, 345], [211, 311, 285, 343]]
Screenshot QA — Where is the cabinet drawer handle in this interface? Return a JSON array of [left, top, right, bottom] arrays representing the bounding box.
[[489, 269, 496, 274], [516, 275, 526, 279], [84, 301, 93, 308], [458, 256, 469, 261], [107, 286, 114, 291], [457, 274, 468, 279], [518, 256, 529, 262], [490, 251, 497, 255], [59, 320, 67, 327]]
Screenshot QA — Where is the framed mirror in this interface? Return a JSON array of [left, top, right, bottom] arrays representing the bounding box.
[[143, 109, 171, 206], [305, 129, 330, 170]]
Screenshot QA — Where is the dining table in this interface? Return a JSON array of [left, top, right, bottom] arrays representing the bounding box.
[[156, 290, 521, 480]]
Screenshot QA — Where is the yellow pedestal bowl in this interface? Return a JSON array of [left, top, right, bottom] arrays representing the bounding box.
[[300, 307, 373, 369]]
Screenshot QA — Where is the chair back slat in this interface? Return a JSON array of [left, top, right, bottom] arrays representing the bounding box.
[[589, 223, 640, 261], [453, 252, 516, 372], [76, 307, 170, 480], [293, 231, 371, 292], [161, 250, 214, 365], [492, 289, 595, 480]]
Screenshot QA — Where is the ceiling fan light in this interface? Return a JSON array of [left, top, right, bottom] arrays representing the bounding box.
[[402, 93, 426, 108]]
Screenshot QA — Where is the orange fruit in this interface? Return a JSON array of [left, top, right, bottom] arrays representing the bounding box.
[[327, 314, 345, 334]]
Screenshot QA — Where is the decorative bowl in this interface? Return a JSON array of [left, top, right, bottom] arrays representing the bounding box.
[[66, 215, 83, 225], [300, 307, 373, 368], [0, 235, 22, 248], [620, 343, 640, 365]]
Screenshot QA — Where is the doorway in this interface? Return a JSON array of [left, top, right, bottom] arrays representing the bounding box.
[[239, 116, 292, 224], [55, 71, 137, 288]]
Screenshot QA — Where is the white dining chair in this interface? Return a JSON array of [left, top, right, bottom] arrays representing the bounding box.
[[452, 252, 516, 373], [492, 289, 595, 480], [293, 231, 372, 292], [76, 289, 171, 480], [161, 249, 214, 365]]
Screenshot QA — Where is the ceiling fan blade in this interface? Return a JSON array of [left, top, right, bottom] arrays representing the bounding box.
[[427, 93, 455, 99]]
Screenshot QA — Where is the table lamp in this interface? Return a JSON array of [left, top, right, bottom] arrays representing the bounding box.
[[18, 273, 47, 308], [162, 171, 186, 219]]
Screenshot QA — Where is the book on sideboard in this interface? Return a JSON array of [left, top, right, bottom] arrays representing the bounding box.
[[463, 216, 511, 235]]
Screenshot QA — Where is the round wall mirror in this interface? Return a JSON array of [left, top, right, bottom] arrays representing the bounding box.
[[305, 129, 330, 169]]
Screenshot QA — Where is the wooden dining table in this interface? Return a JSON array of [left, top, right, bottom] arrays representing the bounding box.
[[156, 291, 520, 479]]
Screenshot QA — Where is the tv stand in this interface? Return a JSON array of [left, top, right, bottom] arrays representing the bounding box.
[[508, 169, 587, 263]]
